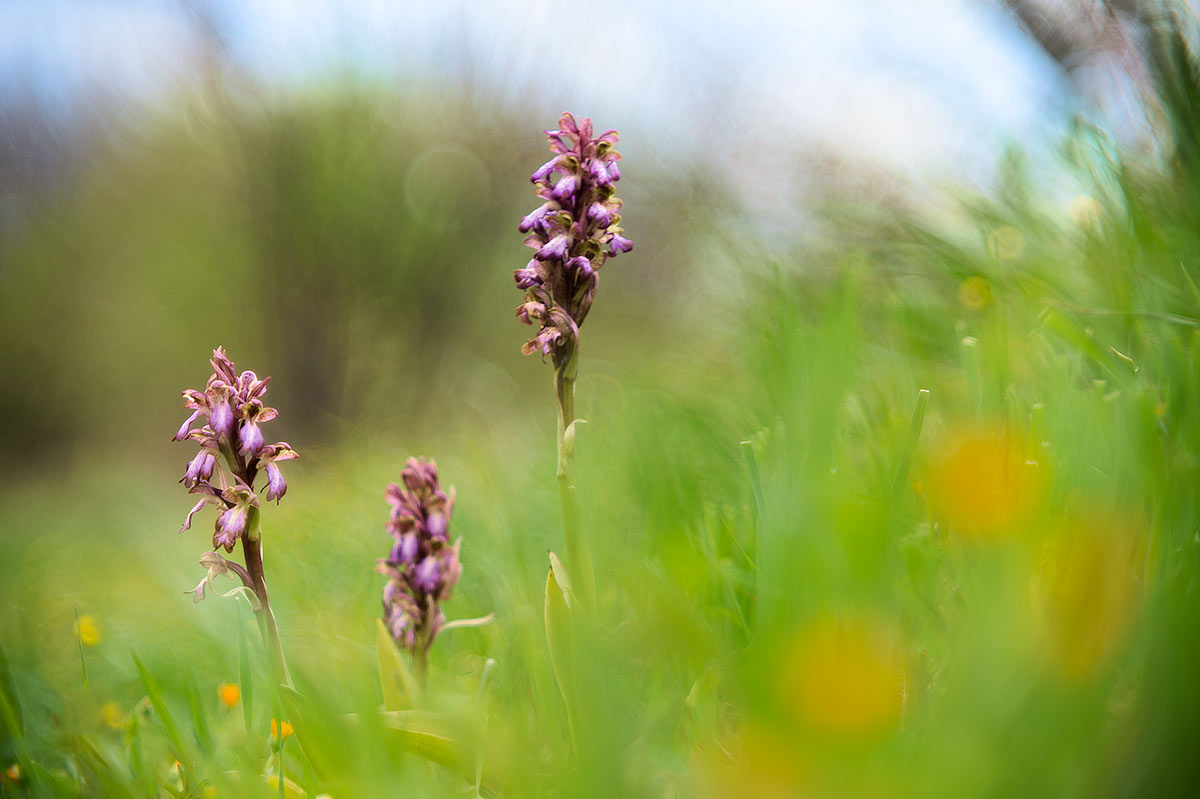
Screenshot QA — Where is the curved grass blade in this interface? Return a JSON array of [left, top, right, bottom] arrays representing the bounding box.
[[131, 652, 187, 760]]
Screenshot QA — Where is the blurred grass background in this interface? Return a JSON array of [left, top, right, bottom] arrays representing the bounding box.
[[3, 1, 1200, 797]]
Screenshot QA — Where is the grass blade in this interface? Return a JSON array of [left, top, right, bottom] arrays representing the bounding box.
[[131, 652, 187, 760], [891, 388, 930, 499]]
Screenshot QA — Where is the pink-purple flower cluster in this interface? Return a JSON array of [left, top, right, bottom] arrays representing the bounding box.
[[377, 457, 462, 652], [174, 347, 298, 555], [515, 112, 632, 367]]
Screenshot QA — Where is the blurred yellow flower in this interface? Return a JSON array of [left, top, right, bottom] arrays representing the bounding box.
[[1032, 513, 1143, 679], [74, 614, 101, 646], [780, 615, 904, 737], [1067, 194, 1102, 227], [928, 426, 1041, 539], [271, 718, 294, 741], [988, 226, 1024, 260], [217, 682, 240, 709], [696, 725, 807, 799], [957, 275, 991, 310], [5, 763, 20, 782], [99, 701, 123, 730]]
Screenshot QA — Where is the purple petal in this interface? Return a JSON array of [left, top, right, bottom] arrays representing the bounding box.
[[536, 235, 570, 262], [183, 450, 216, 488], [214, 505, 248, 550], [391, 532, 419, 565], [566, 256, 594, 279], [519, 202, 557, 234], [609, 233, 633, 254], [210, 347, 238, 384], [210, 397, 233, 436], [552, 174, 579, 204], [586, 203, 612, 228], [415, 556, 441, 594], [425, 511, 447, 541], [514, 261, 543, 289], [239, 422, 264, 457], [174, 410, 202, 442], [181, 498, 209, 533], [530, 156, 560, 184], [588, 159, 611, 187], [264, 462, 287, 502]]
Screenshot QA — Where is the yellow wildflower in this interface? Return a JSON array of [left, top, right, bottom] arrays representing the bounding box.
[[74, 614, 101, 646], [271, 718, 294, 741], [957, 275, 991, 310], [928, 426, 1041, 539], [99, 702, 124, 730], [217, 683, 240, 709], [779, 614, 905, 738]]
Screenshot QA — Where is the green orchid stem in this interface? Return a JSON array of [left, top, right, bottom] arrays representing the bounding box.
[[412, 638, 428, 691], [242, 513, 292, 690], [555, 352, 596, 614]]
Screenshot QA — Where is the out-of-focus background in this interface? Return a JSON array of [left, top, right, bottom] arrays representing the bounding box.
[[0, 0, 1154, 468], [4, 1, 1200, 796]]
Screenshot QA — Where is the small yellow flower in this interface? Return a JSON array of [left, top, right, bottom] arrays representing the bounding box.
[[271, 718, 293, 741], [74, 614, 101, 646], [779, 614, 905, 738], [5, 763, 20, 782], [696, 724, 807, 799], [957, 275, 991, 310], [217, 683, 240, 709], [1031, 513, 1143, 679], [927, 426, 1042, 539], [99, 702, 124, 730]]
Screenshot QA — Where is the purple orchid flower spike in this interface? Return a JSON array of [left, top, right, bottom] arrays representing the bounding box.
[[514, 112, 633, 370], [378, 457, 470, 682], [172, 346, 297, 685]]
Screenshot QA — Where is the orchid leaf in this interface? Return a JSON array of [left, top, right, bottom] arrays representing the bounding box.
[[375, 617, 420, 711], [544, 551, 579, 753]]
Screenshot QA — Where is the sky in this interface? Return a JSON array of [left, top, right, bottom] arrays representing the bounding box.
[[0, 0, 1075, 205]]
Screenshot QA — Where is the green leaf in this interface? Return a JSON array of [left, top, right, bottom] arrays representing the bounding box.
[[375, 617, 419, 711], [131, 652, 187, 760], [544, 551, 578, 754], [276, 684, 334, 782], [68, 734, 137, 799], [0, 648, 23, 748], [378, 709, 503, 795], [28, 761, 80, 795]]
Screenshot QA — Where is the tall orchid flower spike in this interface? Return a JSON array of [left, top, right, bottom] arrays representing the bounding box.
[[514, 112, 632, 369], [172, 346, 296, 686], [514, 113, 633, 611]]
